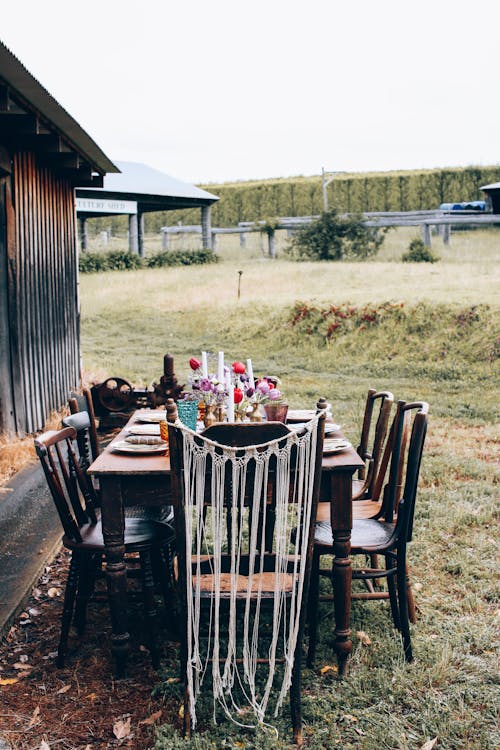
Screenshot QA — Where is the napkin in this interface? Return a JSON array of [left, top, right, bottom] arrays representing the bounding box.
[[125, 435, 165, 445]]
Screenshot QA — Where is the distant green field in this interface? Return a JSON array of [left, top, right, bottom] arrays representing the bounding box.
[[79, 230, 499, 750]]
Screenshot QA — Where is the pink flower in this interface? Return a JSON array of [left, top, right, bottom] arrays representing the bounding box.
[[268, 388, 282, 401]]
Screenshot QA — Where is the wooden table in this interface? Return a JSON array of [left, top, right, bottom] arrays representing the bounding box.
[[89, 413, 364, 676]]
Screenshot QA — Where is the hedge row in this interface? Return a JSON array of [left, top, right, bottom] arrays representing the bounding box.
[[88, 165, 500, 236], [79, 248, 217, 273]]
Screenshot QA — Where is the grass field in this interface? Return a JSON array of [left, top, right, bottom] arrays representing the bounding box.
[[78, 228, 499, 750]]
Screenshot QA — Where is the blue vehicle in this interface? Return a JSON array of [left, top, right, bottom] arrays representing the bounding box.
[[439, 200, 487, 212]]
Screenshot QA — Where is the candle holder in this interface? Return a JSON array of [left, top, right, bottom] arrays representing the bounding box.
[[263, 403, 289, 423]]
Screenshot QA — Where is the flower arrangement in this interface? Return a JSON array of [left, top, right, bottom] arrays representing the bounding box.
[[187, 352, 285, 423]]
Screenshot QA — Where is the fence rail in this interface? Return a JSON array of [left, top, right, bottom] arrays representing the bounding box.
[[160, 210, 500, 254]]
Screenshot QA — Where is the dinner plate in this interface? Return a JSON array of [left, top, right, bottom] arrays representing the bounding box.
[[287, 409, 316, 423], [125, 424, 161, 436], [134, 411, 167, 423], [111, 440, 167, 455], [323, 438, 351, 454], [324, 423, 341, 434]]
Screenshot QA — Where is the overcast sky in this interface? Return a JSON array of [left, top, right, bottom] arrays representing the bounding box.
[[2, 1, 499, 185]]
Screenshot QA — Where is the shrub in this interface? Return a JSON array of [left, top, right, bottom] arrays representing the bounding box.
[[402, 238, 440, 263], [79, 248, 217, 273], [287, 210, 387, 261], [146, 248, 217, 268]]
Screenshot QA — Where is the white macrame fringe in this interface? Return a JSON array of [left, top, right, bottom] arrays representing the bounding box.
[[177, 417, 320, 730]]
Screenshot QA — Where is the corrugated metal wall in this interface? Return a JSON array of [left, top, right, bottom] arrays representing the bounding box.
[[10, 152, 79, 434]]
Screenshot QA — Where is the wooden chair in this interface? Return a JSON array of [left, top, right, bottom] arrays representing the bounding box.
[[68, 387, 100, 460], [34, 426, 175, 669], [62, 410, 174, 525], [167, 414, 325, 745], [315, 389, 393, 524], [308, 401, 428, 665]]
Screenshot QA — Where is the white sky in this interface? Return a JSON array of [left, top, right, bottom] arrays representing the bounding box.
[[2, 0, 500, 185]]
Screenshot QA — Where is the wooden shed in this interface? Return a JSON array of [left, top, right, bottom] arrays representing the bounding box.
[[0, 41, 117, 435], [480, 182, 500, 214], [76, 161, 219, 255]]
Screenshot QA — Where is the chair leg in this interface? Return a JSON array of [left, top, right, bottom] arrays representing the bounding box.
[[57, 552, 80, 667], [306, 549, 320, 668], [73, 553, 99, 636], [140, 550, 161, 669], [396, 546, 413, 662], [290, 646, 303, 746], [385, 554, 400, 631], [405, 562, 417, 624]]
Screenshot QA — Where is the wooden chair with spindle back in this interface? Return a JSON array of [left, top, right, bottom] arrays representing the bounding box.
[[315, 389, 393, 525], [308, 401, 429, 665], [34, 427, 175, 669]]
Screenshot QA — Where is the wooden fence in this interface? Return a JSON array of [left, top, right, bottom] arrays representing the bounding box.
[[160, 210, 500, 256]]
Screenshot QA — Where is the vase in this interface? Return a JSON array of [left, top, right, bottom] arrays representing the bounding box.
[[249, 402, 262, 422], [177, 400, 198, 431], [204, 403, 217, 428], [264, 403, 289, 423]]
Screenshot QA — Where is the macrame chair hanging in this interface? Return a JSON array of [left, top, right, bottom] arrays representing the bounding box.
[[168, 414, 325, 743]]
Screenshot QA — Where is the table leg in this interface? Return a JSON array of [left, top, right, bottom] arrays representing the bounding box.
[[330, 471, 353, 676], [100, 477, 129, 677]]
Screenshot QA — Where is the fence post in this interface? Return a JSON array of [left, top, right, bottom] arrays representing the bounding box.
[[201, 205, 212, 250], [129, 214, 139, 254], [268, 230, 276, 258], [421, 223, 432, 247], [79, 216, 88, 252], [138, 212, 145, 258], [211, 231, 218, 253], [239, 231, 246, 248], [161, 227, 169, 250], [442, 224, 451, 245]]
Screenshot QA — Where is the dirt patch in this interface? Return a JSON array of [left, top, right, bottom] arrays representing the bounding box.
[[0, 550, 179, 750]]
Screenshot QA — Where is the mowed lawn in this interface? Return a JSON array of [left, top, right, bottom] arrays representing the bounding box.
[[79, 228, 499, 750]]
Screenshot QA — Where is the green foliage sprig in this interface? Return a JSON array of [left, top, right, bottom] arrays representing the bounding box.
[[287, 210, 388, 261], [79, 248, 217, 273], [402, 238, 440, 263]]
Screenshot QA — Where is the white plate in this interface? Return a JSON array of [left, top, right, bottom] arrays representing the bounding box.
[[125, 424, 161, 436], [111, 440, 167, 454], [323, 438, 351, 454], [324, 423, 341, 434], [134, 411, 167, 423], [287, 409, 316, 423]]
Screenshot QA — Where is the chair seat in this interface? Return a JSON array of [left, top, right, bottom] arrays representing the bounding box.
[[63, 517, 174, 552], [314, 518, 396, 552], [315, 494, 382, 524], [194, 572, 297, 597]]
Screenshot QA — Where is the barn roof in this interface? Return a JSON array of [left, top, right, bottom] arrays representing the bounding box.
[[480, 182, 500, 191], [76, 161, 218, 215], [0, 40, 117, 184]]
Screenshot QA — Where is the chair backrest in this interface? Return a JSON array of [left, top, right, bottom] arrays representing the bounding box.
[[62, 410, 97, 473], [167, 412, 325, 727], [381, 401, 429, 540], [356, 389, 394, 495], [34, 427, 98, 544], [68, 387, 100, 461]]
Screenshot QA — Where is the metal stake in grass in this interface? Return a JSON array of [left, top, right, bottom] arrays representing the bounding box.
[[237, 270, 243, 300]]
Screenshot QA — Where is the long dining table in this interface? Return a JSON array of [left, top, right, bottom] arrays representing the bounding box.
[[88, 410, 364, 677]]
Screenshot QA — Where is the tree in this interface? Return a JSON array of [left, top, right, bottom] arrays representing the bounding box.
[[287, 210, 387, 261]]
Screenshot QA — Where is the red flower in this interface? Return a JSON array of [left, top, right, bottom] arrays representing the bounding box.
[[233, 387, 244, 404], [232, 361, 246, 374], [189, 357, 201, 370]]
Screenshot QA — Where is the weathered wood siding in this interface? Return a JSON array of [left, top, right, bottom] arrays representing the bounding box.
[[7, 152, 79, 434]]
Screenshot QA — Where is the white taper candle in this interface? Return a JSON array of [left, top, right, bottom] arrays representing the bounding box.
[[201, 351, 208, 378], [218, 351, 224, 383], [227, 383, 235, 422], [247, 358, 255, 389]]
